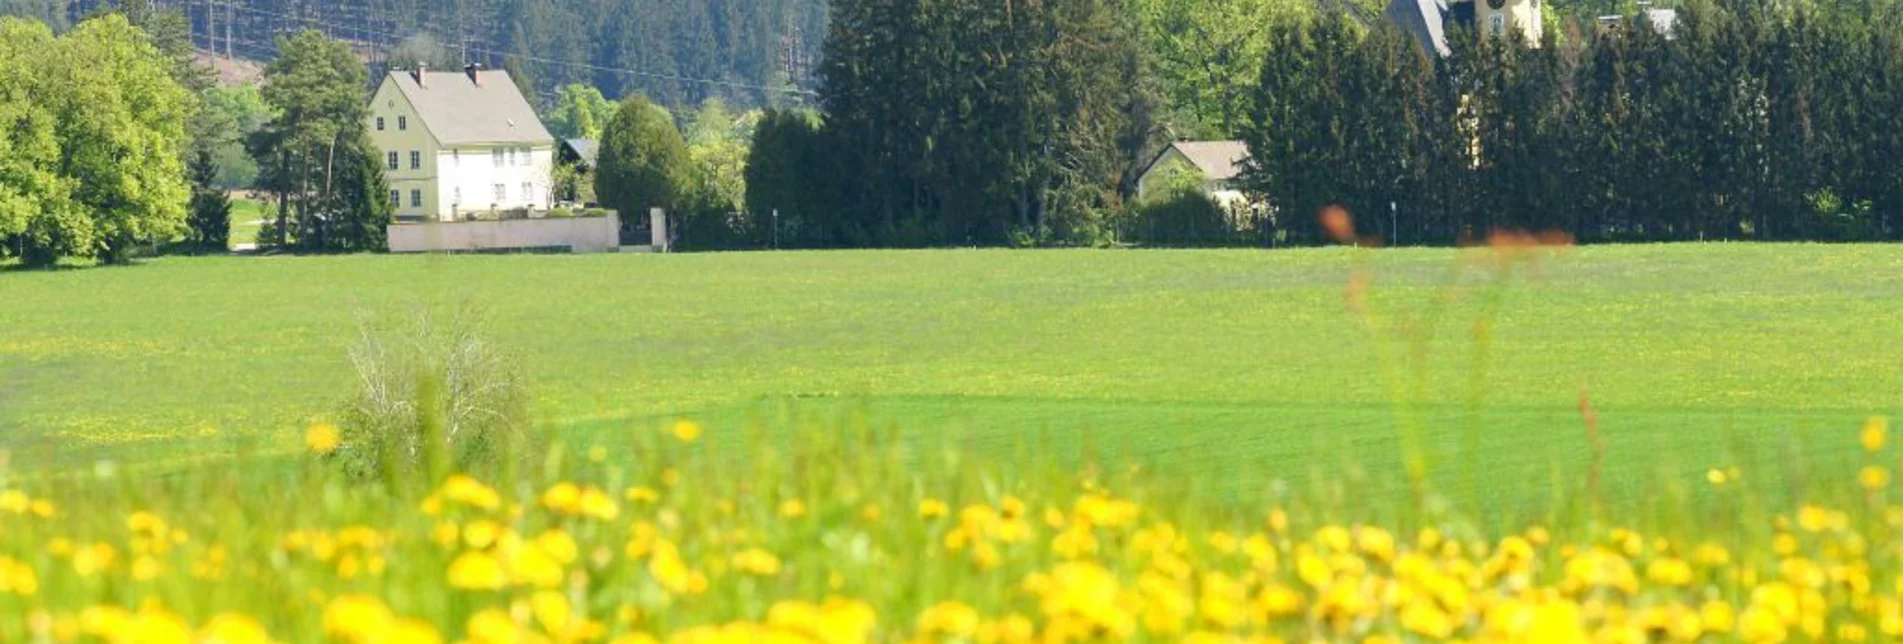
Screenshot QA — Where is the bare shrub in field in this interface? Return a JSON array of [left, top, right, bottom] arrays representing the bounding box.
[[331, 308, 537, 482]]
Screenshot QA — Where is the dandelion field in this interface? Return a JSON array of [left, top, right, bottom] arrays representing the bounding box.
[[3, 412, 1903, 643], [3, 244, 1903, 641]]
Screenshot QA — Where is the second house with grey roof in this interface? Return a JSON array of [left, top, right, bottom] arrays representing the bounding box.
[[368, 64, 556, 221]]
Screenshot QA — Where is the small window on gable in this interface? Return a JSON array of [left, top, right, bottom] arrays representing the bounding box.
[[410, 151, 421, 170], [376, 117, 385, 131], [398, 116, 408, 131], [386, 151, 399, 170]]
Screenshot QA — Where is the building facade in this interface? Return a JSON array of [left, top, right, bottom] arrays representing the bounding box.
[[367, 66, 556, 221]]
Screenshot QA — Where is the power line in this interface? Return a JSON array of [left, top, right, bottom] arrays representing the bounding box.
[[220, 3, 815, 97]]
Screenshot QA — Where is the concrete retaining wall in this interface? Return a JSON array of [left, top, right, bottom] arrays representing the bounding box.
[[388, 215, 621, 254]]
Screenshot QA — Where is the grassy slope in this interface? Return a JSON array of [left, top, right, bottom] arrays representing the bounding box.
[[1, 245, 1897, 506]]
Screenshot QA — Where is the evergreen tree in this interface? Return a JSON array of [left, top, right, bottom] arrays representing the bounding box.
[[186, 148, 231, 251], [594, 96, 691, 242]]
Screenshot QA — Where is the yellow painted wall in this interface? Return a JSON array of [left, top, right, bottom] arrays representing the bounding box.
[[367, 78, 442, 220]]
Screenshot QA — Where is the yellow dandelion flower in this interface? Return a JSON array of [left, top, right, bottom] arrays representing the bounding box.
[[1646, 557, 1695, 586], [1707, 469, 1729, 486], [625, 486, 661, 504], [304, 423, 341, 454], [671, 420, 702, 443], [780, 499, 807, 519], [541, 483, 582, 514], [535, 530, 579, 565], [463, 520, 502, 550], [1863, 417, 1889, 453], [442, 475, 502, 510], [465, 609, 523, 644], [197, 613, 272, 644], [920, 498, 950, 519], [447, 551, 508, 590], [1861, 466, 1890, 491], [732, 548, 783, 576], [531, 590, 572, 633], [918, 601, 981, 638], [323, 595, 394, 639]]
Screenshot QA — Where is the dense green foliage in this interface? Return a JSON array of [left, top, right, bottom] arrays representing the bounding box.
[[543, 83, 617, 141], [743, 109, 830, 248], [0, 15, 194, 266], [594, 96, 692, 243], [4, 0, 827, 109], [792, 0, 1152, 247], [1, 246, 1897, 505], [1130, 0, 1306, 139], [247, 29, 391, 252], [1239, 3, 1903, 246], [199, 85, 271, 188]]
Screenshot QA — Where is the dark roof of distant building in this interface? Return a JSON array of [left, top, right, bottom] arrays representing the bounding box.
[[563, 139, 599, 167], [1387, 0, 1452, 57]]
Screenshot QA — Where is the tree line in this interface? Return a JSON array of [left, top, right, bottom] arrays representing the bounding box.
[[0, 0, 827, 109], [713, 0, 1903, 249], [1240, 0, 1903, 246]]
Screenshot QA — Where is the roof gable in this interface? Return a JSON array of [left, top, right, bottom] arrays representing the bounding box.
[[383, 70, 554, 146], [1147, 141, 1250, 182]]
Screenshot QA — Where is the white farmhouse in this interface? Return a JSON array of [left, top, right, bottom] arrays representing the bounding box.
[[368, 65, 556, 221], [1136, 140, 1253, 211]]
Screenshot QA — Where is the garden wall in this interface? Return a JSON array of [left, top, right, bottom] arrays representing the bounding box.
[[387, 215, 621, 254]]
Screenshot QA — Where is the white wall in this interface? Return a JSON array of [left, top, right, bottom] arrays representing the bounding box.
[[434, 146, 555, 219], [387, 215, 621, 254]]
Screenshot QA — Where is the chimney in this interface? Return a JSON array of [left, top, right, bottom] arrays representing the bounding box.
[[465, 63, 483, 86], [414, 62, 427, 87]]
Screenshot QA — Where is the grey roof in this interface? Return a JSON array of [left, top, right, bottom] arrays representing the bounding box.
[[1156, 141, 1251, 182], [1387, 0, 1451, 57], [563, 139, 599, 167], [386, 70, 553, 146]]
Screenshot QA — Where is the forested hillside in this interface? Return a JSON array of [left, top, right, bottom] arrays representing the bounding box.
[[0, 0, 827, 108]]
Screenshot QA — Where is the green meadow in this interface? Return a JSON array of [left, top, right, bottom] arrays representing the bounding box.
[[2, 245, 1898, 507]]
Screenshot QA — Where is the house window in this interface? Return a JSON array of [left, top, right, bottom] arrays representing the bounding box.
[[453, 187, 461, 205], [386, 151, 398, 171], [507, 148, 517, 166], [398, 116, 408, 131], [493, 149, 504, 167], [494, 183, 506, 202], [376, 117, 385, 131], [390, 189, 401, 208], [518, 147, 529, 166], [452, 150, 461, 167], [409, 151, 421, 170], [522, 182, 534, 203], [410, 189, 423, 208]]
